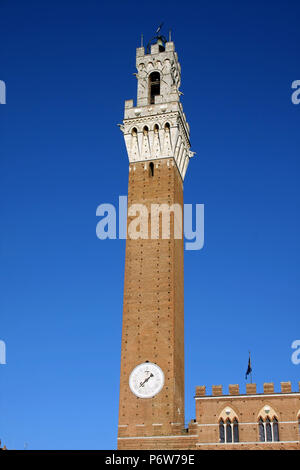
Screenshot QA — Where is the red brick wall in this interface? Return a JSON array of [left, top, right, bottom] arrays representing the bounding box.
[[118, 158, 185, 447]]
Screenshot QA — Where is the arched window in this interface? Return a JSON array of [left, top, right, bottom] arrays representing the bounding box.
[[259, 417, 265, 442], [233, 418, 239, 443], [149, 72, 160, 104], [219, 419, 225, 443], [258, 416, 280, 442], [266, 417, 272, 442], [273, 417, 279, 442], [149, 162, 154, 177], [219, 417, 239, 443], [226, 419, 232, 443]]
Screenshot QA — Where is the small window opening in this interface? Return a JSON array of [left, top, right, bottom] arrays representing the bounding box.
[[219, 419, 225, 443], [149, 162, 154, 177], [259, 417, 265, 442], [149, 72, 160, 104], [233, 418, 239, 443], [226, 419, 232, 443], [273, 417, 279, 442]]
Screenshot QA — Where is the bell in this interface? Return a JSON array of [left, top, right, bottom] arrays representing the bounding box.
[[157, 37, 165, 52]]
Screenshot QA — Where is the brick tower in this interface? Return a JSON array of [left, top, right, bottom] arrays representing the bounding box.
[[117, 33, 193, 449]]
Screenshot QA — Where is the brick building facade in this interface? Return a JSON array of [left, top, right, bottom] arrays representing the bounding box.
[[193, 382, 300, 449]]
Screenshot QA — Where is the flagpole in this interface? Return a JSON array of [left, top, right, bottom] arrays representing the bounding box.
[[245, 350, 253, 384]]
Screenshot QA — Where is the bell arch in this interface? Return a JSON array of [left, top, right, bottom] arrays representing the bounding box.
[[149, 71, 160, 104]]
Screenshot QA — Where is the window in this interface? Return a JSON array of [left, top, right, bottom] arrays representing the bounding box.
[[259, 417, 265, 442], [226, 419, 232, 443], [149, 72, 160, 104], [273, 417, 279, 442], [258, 416, 280, 442], [219, 418, 239, 443], [219, 419, 225, 443], [266, 417, 272, 442], [233, 418, 239, 443], [149, 162, 154, 177]]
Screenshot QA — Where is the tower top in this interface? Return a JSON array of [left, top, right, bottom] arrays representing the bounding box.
[[134, 39, 182, 107], [121, 34, 195, 180], [146, 23, 168, 54]]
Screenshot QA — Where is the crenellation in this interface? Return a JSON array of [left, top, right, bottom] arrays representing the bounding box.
[[136, 46, 145, 58], [229, 384, 239, 395], [195, 382, 300, 397], [246, 383, 257, 394], [125, 99, 134, 109], [263, 382, 275, 394], [281, 382, 292, 393], [165, 41, 175, 52], [195, 386, 206, 397], [212, 385, 223, 396], [151, 44, 161, 55]]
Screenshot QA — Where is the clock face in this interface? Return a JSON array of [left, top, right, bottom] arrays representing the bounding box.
[[129, 362, 164, 398]]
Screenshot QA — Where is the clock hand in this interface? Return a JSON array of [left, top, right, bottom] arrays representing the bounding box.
[[139, 373, 154, 388]]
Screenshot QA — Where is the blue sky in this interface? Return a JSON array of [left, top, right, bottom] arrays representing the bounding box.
[[0, 0, 299, 450]]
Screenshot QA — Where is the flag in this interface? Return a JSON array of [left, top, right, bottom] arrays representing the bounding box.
[[245, 354, 252, 379]]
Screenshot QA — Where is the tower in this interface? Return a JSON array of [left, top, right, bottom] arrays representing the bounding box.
[[118, 33, 193, 449]]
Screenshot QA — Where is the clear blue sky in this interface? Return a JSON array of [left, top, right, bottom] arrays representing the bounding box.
[[0, 0, 299, 450]]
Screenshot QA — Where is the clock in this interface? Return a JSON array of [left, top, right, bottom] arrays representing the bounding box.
[[129, 362, 165, 398]]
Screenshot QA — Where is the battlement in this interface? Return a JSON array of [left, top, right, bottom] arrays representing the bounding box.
[[195, 382, 300, 397], [136, 41, 176, 57]]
